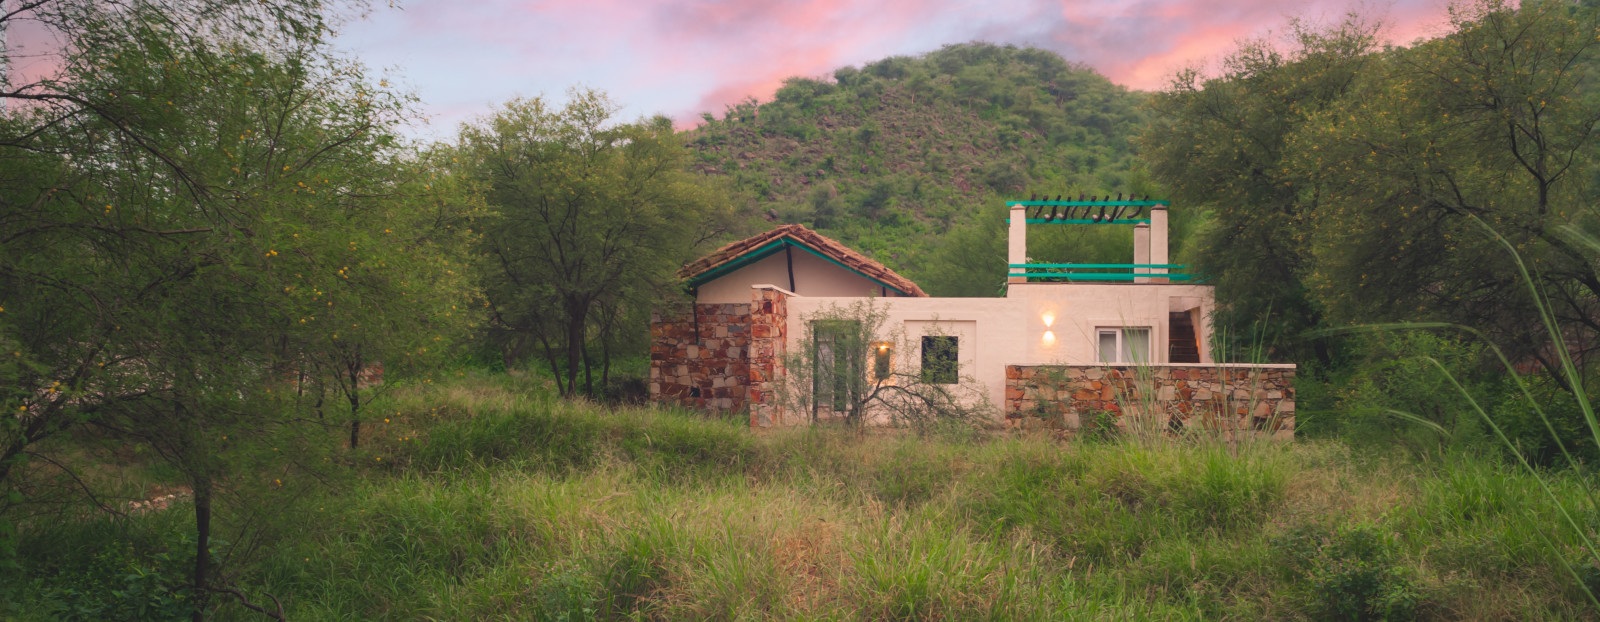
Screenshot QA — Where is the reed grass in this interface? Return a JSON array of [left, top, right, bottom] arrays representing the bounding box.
[[4, 369, 1597, 620]]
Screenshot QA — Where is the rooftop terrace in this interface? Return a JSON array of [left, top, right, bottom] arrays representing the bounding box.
[[1005, 194, 1196, 285]]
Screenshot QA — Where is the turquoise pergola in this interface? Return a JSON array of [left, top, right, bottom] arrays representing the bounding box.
[[1005, 194, 1195, 283]]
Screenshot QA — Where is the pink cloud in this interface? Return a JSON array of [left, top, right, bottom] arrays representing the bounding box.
[[336, 0, 1455, 136], [629, 0, 932, 116], [6, 0, 1460, 138], [1040, 0, 1453, 89]]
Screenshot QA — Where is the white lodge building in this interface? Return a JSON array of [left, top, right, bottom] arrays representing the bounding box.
[[650, 198, 1295, 436]]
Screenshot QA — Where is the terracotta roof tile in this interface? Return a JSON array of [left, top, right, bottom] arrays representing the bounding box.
[[679, 224, 929, 297]]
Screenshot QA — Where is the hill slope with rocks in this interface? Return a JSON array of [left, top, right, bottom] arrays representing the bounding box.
[[685, 43, 1162, 296]]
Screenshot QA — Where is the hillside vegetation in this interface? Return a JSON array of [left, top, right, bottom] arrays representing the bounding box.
[[7, 374, 1597, 620], [687, 43, 1169, 296], [7, 2, 1600, 620]]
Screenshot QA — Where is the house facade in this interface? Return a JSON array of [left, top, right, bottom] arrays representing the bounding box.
[[650, 199, 1295, 436]]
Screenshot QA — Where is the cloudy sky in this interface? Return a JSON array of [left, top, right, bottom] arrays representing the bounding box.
[[10, 0, 1454, 137], [331, 0, 1453, 137]]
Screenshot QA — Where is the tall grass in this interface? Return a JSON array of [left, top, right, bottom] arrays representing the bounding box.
[[1307, 215, 1600, 612], [5, 368, 1599, 620]]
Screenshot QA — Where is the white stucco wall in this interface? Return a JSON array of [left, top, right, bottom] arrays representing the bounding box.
[[781, 282, 1217, 415], [1007, 282, 1215, 366], [695, 249, 904, 303]]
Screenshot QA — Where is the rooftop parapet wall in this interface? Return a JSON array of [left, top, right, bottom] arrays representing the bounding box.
[[1005, 364, 1295, 439]]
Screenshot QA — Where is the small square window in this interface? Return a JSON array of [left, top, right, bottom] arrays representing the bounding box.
[[1096, 328, 1150, 364], [921, 336, 958, 384]]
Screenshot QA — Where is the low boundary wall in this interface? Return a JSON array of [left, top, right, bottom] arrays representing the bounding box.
[[1004, 364, 1295, 438]]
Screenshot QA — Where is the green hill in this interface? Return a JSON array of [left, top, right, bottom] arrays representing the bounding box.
[[685, 43, 1162, 296]]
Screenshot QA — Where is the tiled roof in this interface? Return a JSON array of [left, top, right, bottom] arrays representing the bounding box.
[[678, 224, 929, 297]]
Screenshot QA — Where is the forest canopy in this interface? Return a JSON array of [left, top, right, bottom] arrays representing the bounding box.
[[1142, 1, 1600, 460]]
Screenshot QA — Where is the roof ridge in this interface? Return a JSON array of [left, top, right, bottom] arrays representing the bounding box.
[[679, 224, 928, 297]]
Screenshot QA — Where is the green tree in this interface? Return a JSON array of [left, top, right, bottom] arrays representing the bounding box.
[[915, 207, 1007, 297], [1144, 0, 1600, 456], [1290, 0, 1600, 378], [0, 1, 477, 615], [1142, 16, 1383, 363], [808, 182, 843, 229], [460, 91, 732, 397], [294, 145, 482, 449]]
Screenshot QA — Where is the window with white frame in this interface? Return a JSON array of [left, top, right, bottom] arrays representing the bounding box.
[[1096, 327, 1151, 364]]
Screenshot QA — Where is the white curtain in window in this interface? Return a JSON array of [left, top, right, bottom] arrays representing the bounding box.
[[1097, 330, 1118, 363], [1122, 328, 1150, 364]]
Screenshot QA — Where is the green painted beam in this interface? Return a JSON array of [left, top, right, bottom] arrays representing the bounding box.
[[1005, 200, 1170, 207], [1005, 218, 1151, 224], [1006, 272, 1198, 282], [1008, 263, 1186, 269]]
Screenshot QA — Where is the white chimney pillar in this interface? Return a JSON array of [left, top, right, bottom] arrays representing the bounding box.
[[1150, 205, 1169, 283], [1008, 202, 1028, 285]]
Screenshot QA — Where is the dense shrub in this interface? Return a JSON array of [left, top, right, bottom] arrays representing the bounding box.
[[9, 515, 197, 621], [1274, 524, 1421, 621]]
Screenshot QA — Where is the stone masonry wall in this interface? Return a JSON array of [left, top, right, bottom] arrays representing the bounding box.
[[649, 303, 752, 412], [1005, 364, 1295, 439], [747, 287, 790, 427]]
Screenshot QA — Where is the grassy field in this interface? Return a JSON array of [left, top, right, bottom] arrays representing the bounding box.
[[7, 372, 1598, 620]]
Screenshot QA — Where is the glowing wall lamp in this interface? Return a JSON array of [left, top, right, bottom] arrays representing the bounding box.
[[1040, 309, 1058, 347], [873, 342, 893, 380]]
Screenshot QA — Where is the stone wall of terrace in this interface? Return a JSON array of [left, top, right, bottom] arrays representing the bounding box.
[[1004, 364, 1295, 439]]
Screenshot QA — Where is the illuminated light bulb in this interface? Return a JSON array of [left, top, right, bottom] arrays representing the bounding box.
[[1042, 330, 1056, 347], [1041, 311, 1055, 328]]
